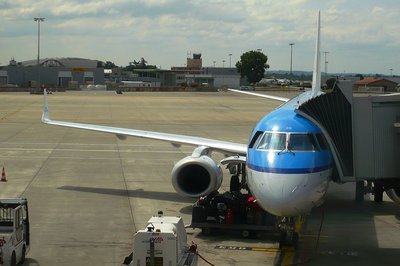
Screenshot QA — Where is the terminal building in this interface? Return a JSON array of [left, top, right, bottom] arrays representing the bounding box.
[[0, 54, 242, 91], [171, 53, 240, 89], [0, 58, 104, 90]]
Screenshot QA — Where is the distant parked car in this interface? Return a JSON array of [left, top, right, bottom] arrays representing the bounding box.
[[239, 86, 255, 91]]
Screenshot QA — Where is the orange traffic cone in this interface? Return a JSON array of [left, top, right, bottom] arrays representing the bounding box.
[[1, 167, 7, 182]]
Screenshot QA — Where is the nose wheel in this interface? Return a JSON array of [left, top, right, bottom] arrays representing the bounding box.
[[278, 217, 300, 248], [279, 230, 299, 248]]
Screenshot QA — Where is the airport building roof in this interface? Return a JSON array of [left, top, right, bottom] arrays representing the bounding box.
[[353, 77, 397, 86], [19, 57, 101, 68]]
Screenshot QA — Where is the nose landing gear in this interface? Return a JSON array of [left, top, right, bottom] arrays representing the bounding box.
[[278, 216, 302, 248]]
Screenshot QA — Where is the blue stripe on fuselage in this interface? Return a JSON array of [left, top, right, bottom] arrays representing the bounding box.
[[247, 150, 332, 174], [247, 162, 331, 174]]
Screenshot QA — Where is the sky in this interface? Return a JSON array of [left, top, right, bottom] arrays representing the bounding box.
[[1, 0, 400, 75]]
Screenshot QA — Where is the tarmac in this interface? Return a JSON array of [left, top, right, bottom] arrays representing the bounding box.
[[0, 90, 399, 265]]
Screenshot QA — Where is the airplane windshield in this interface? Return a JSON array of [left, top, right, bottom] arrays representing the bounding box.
[[288, 133, 318, 151], [257, 132, 286, 150]]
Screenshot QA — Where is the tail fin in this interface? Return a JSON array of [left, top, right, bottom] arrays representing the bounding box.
[[42, 89, 50, 122], [311, 10, 321, 96]]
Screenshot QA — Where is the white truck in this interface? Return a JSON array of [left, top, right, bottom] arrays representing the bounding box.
[[0, 198, 30, 266], [123, 212, 198, 266]]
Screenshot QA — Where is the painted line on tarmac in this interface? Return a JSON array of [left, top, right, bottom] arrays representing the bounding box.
[[215, 245, 279, 253], [0, 147, 183, 153], [278, 246, 295, 266], [318, 250, 359, 257], [0, 107, 24, 120], [2, 142, 185, 148], [0, 155, 178, 162]]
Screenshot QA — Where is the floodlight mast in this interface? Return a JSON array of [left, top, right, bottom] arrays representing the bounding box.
[[289, 43, 295, 75], [34, 16, 45, 91]]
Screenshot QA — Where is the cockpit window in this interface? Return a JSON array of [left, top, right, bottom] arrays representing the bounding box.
[[249, 131, 263, 148], [288, 133, 318, 151], [257, 132, 286, 150]]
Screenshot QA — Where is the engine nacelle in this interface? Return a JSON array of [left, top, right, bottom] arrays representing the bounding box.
[[171, 155, 223, 198]]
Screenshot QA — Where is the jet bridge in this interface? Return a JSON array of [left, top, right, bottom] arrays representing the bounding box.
[[296, 81, 400, 203]]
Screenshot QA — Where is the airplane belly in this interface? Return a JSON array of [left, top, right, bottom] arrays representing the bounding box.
[[247, 168, 331, 217]]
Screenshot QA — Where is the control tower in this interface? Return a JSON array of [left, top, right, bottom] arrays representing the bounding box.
[[186, 52, 202, 70]]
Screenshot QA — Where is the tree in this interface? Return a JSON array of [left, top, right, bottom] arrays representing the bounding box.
[[104, 61, 117, 69], [355, 74, 364, 80], [123, 57, 157, 71], [96, 61, 104, 68], [326, 77, 338, 90], [236, 51, 269, 84]]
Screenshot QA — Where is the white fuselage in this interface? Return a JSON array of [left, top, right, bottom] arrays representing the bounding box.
[[247, 168, 331, 216]]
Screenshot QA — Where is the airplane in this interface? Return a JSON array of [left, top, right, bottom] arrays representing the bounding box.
[[41, 11, 399, 245], [276, 78, 291, 86]]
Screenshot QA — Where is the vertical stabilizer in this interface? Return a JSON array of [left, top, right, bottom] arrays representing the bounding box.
[[311, 10, 321, 96]]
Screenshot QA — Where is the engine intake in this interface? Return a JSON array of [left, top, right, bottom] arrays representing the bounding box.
[[171, 155, 223, 198]]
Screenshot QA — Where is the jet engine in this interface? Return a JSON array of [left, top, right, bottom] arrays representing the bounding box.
[[386, 189, 400, 204], [171, 155, 223, 198]]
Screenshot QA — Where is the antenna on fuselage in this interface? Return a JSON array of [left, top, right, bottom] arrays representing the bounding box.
[[311, 10, 321, 96]]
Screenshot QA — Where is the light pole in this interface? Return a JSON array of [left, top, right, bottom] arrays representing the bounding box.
[[228, 53, 232, 68], [289, 43, 295, 75], [390, 68, 393, 76], [34, 16, 45, 91], [222, 60, 226, 87], [213, 61, 216, 67], [323, 51, 329, 76]]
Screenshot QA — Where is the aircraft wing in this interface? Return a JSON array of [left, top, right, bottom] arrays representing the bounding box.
[[42, 91, 247, 155], [228, 88, 290, 102]]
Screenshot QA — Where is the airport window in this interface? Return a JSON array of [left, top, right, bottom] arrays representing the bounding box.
[[316, 133, 329, 150], [288, 133, 318, 151], [257, 132, 286, 151]]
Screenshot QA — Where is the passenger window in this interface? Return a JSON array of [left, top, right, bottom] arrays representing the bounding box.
[[257, 133, 286, 150], [316, 133, 329, 150], [288, 133, 318, 151]]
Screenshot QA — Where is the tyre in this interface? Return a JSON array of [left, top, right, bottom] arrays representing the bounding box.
[[230, 175, 240, 192], [374, 183, 383, 202], [20, 246, 26, 264], [11, 252, 16, 266], [279, 231, 287, 249], [241, 230, 250, 238]]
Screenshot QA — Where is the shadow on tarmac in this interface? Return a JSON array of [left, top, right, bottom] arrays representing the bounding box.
[[22, 258, 40, 265], [58, 184, 400, 265], [293, 183, 400, 266], [58, 185, 195, 204]]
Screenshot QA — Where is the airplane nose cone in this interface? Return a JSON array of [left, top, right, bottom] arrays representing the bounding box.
[[247, 170, 330, 217]]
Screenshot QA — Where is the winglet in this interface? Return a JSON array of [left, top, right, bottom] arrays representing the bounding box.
[[42, 89, 50, 123], [311, 10, 321, 96]]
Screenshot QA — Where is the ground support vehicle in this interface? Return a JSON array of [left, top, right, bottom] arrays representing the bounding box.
[[123, 212, 198, 266], [0, 198, 30, 266], [188, 191, 276, 238]]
